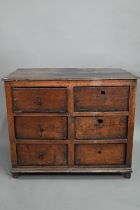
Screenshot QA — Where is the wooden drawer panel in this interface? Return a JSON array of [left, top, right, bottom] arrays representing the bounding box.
[[75, 116, 127, 140], [12, 87, 67, 113], [15, 116, 67, 140], [74, 86, 129, 112], [17, 144, 68, 166], [75, 144, 126, 165]]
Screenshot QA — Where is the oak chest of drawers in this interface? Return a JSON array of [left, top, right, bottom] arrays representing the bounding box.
[[3, 68, 137, 178]]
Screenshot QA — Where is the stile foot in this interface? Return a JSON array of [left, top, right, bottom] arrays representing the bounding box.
[[123, 172, 131, 179], [12, 173, 19, 178]]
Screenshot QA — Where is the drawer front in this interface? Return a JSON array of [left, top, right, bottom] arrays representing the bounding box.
[[15, 116, 67, 140], [75, 116, 127, 140], [75, 144, 126, 165], [17, 144, 68, 166], [74, 86, 129, 112], [13, 88, 68, 113]]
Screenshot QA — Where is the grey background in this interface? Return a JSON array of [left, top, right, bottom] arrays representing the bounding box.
[[0, 0, 140, 209]]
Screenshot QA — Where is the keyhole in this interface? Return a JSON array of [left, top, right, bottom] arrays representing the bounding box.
[[97, 119, 103, 124], [39, 125, 45, 132], [98, 151, 102, 154], [40, 127, 45, 132], [101, 90, 105, 95]]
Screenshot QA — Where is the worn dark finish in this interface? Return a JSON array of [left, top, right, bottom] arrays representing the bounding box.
[[3, 68, 137, 178], [3, 68, 137, 81]]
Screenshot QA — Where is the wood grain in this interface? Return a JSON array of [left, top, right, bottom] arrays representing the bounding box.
[[74, 86, 129, 112], [17, 144, 68, 166], [3, 68, 137, 81], [11, 79, 136, 87], [15, 116, 68, 140], [11, 167, 132, 174], [4, 82, 17, 166], [75, 116, 128, 140], [74, 144, 126, 165], [12, 87, 68, 113], [126, 81, 137, 166]]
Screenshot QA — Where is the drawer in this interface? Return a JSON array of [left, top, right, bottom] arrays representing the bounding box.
[[15, 116, 68, 140], [17, 144, 68, 166], [74, 144, 126, 165], [12, 87, 68, 113], [75, 116, 127, 140], [74, 86, 129, 112]]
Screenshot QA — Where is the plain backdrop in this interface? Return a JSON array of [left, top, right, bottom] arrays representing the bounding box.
[[0, 1, 140, 210]]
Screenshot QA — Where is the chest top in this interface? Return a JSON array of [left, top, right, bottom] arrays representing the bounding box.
[[3, 68, 137, 81]]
